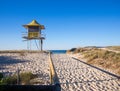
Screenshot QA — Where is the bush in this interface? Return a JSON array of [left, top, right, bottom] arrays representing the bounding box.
[[20, 72, 37, 84], [1, 76, 17, 85], [69, 48, 77, 52], [0, 73, 4, 85], [0, 73, 3, 80], [0, 72, 37, 85]]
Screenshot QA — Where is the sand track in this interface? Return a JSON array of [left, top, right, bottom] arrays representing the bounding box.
[[0, 53, 120, 90], [52, 54, 120, 91]]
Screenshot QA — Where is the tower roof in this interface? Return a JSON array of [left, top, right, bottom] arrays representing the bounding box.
[[23, 20, 45, 29]]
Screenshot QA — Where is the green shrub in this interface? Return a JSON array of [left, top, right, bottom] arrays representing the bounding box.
[[0, 72, 37, 85], [0, 73, 4, 85], [70, 48, 77, 52], [1, 76, 17, 85], [20, 72, 37, 84], [0, 73, 3, 80]]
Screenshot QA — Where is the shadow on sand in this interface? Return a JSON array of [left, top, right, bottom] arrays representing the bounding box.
[[60, 77, 119, 84], [0, 56, 28, 65], [0, 55, 29, 75]]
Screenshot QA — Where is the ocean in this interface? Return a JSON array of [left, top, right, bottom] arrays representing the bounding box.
[[50, 50, 66, 54]]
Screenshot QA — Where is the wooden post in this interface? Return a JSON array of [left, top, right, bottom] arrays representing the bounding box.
[[27, 40, 29, 50], [17, 68, 20, 85], [39, 39, 43, 51], [30, 40, 31, 50], [39, 40, 41, 51]]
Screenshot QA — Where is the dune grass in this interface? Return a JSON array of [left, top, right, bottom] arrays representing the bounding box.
[[0, 50, 48, 54], [107, 46, 120, 51], [68, 48, 120, 75]]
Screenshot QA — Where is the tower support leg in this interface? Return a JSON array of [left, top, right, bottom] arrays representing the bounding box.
[[39, 39, 43, 51], [41, 39, 43, 51], [27, 40, 29, 51]]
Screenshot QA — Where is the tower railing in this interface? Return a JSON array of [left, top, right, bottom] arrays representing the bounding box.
[[22, 32, 45, 40]]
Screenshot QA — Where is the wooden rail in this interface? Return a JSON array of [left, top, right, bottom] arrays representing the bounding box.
[[48, 52, 61, 91]]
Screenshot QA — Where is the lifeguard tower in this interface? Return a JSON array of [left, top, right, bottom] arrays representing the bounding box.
[[22, 20, 45, 51]]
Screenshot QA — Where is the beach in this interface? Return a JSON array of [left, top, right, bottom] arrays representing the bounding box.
[[52, 54, 120, 91], [0, 52, 50, 85], [0, 52, 120, 91]]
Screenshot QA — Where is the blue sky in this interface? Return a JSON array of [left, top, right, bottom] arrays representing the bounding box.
[[0, 0, 120, 50]]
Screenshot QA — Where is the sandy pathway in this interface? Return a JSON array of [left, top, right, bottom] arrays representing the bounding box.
[[52, 54, 120, 91]]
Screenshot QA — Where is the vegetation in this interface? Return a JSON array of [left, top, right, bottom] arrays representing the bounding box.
[[67, 47, 120, 75], [20, 72, 37, 84], [66, 48, 76, 53], [0, 50, 47, 54], [107, 46, 120, 51], [0, 73, 3, 83], [0, 72, 37, 85]]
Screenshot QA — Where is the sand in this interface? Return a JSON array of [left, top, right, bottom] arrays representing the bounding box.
[[52, 54, 120, 91], [0, 53, 50, 84], [0, 53, 120, 91]]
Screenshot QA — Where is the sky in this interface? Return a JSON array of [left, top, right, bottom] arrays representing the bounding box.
[[0, 0, 120, 50]]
